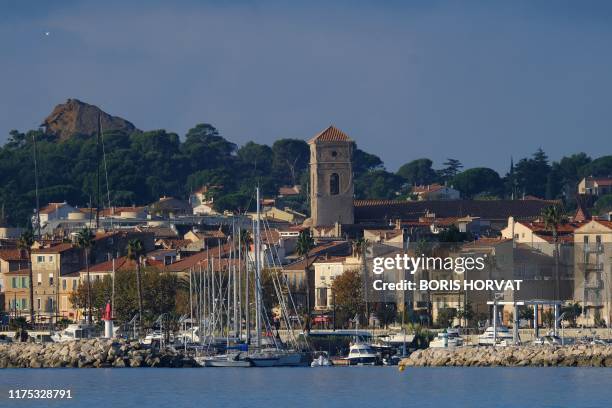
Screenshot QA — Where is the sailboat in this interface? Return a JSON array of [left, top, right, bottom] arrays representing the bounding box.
[[246, 187, 310, 367]]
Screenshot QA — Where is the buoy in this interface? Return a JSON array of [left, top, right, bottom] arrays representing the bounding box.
[[398, 365, 405, 372]]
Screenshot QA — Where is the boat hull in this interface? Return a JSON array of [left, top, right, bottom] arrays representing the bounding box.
[[249, 352, 309, 367]]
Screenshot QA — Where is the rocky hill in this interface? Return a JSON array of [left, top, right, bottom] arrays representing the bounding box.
[[41, 98, 139, 140]]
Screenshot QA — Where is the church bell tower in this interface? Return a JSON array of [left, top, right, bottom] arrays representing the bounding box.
[[308, 125, 354, 227]]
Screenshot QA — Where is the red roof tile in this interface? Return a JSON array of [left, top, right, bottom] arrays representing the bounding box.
[[308, 126, 352, 143], [0, 249, 27, 261]]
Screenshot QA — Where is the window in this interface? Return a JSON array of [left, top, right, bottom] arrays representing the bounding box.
[[20, 299, 26, 309], [37, 256, 45, 263], [62, 279, 67, 290], [330, 173, 340, 195], [37, 298, 41, 310], [49, 273, 54, 286], [12, 277, 17, 289], [37, 273, 42, 285], [331, 150, 338, 158], [72, 280, 77, 290], [48, 256, 53, 263], [584, 236, 589, 244], [21, 277, 27, 288], [316, 288, 328, 307]]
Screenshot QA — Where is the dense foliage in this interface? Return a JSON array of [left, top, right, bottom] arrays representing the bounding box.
[[1, 124, 611, 226]]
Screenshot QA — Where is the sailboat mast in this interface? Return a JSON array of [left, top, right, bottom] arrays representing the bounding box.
[[255, 187, 262, 348], [245, 223, 251, 345], [95, 114, 101, 230], [232, 221, 238, 336], [32, 131, 42, 239]]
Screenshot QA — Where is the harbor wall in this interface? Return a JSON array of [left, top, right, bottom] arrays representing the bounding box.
[[399, 345, 612, 368], [0, 339, 197, 368]]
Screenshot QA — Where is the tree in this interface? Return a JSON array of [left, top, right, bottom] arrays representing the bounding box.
[[17, 230, 35, 323], [594, 194, 612, 215], [296, 230, 314, 314], [271, 139, 309, 187], [331, 269, 364, 327], [354, 238, 371, 324], [456, 301, 475, 327], [75, 227, 94, 324], [561, 302, 582, 326], [296, 230, 314, 258], [353, 148, 384, 177], [451, 167, 502, 199], [354, 169, 404, 199], [127, 239, 145, 335], [438, 158, 463, 182], [70, 269, 180, 324], [436, 307, 457, 328], [397, 158, 438, 186], [514, 148, 551, 198], [541, 205, 566, 303]]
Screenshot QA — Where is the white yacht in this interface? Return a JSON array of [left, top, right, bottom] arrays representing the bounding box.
[[344, 343, 380, 366], [51, 323, 97, 343], [429, 329, 464, 348], [195, 352, 252, 367], [478, 325, 514, 345]]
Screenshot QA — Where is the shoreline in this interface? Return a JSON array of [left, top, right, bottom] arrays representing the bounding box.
[[399, 345, 612, 368], [0, 339, 197, 368]]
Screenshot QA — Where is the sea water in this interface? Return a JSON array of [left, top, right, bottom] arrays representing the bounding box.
[[1, 367, 610, 408]]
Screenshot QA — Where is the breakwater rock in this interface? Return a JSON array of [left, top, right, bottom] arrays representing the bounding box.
[[399, 345, 612, 368], [0, 339, 198, 368]]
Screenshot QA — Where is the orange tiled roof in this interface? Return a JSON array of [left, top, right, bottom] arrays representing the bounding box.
[[308, 126, 352, 143], [39, 202, 68, 214], [0, 249, 27, 261]]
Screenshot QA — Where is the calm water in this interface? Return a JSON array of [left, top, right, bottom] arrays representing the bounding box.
[[1, 367, 611, 408]]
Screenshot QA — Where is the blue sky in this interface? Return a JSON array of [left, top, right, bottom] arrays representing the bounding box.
[[1, 0, 611, 173]]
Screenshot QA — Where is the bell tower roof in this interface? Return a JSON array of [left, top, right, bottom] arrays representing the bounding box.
[[308, 125, 352, 144]]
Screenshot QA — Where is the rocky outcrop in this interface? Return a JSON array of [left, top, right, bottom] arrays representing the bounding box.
[[399, 345, 612, 368], [0, 339, 197, 368], [41, 99, 138, 140]]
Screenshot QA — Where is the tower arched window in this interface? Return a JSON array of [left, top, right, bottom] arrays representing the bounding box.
[[330, 173, 340, 195]]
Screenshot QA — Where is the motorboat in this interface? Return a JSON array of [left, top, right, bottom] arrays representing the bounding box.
[[51, 323, 97, 342], [344, 343, 380, 366], [429, 329, 464, 348], [195, 352, 252, 367], [533, 335, 563, 346], [142, 330, 174, 345], [310, 351, 332, 367], [478, 325, 514, 345]]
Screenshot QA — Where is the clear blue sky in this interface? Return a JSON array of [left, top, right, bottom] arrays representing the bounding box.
[[1, 0, 611, 173]]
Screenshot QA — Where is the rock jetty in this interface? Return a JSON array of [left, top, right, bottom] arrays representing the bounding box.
[[0, 339, 198, 368], [399, 345, 612, 368]]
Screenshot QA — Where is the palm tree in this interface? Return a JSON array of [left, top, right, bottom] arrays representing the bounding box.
[[541, 204, 566, 302], [127, 239, 145, 336], [17, 231, 35, 324], [296, 230, 314, 258], [75, 227, 94, 324], [296, 230, 314, 314]]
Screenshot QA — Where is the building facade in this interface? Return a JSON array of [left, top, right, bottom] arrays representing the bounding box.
[[308, 126, 354, 227]]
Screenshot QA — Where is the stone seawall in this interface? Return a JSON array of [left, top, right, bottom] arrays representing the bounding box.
[[0, 339, 197, 368], [399, 345, 612, 368]]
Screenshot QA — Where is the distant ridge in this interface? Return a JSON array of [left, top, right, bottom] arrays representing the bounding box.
[[41, 98, 139, 140]]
